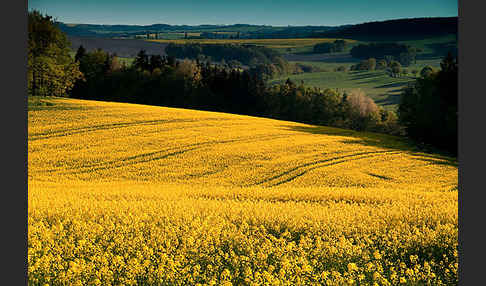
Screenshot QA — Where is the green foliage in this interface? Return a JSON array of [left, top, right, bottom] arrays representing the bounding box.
[[78, 49, 110, 79], [165, 42, 295, 79], [388, 61, 402, 77], [165, 42, 280, 66], [351, 43, 417, 66], [368, 58, 377, 71], [133, 49, 150, 71], [74, 45, 86, 62], [28, 10, 83, 97], [270, 69, 415, 110], [399, 51, 416, 66], [334, 66, 348, 72], [420, 66, 435, 78], [313, 40, 347, 53], [398, 52, 457, 155], [376, 59, 387, 70], [350, 58, 376, 71]]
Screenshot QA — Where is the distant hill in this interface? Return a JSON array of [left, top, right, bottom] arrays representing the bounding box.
[[58, 17, 456, 41], [315, 17, 457, 41], [58, 22, 339, 39]]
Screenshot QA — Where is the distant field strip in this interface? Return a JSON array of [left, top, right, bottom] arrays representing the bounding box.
[[146, 38, 357, 49], [28, 97, 457, 285]]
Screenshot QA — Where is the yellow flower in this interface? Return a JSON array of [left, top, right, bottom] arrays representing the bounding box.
[[347, 263, 358, 272], [373, 251, 382, 260]]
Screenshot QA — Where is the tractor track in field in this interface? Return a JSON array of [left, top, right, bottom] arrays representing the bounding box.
[[66, 147, 201, 175], [29, 118, 235, 141], [38, 133, 290, 175], [253, 150, 401, 187]]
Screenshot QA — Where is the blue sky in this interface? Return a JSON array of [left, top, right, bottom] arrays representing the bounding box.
[[28, 0, 458, 26]]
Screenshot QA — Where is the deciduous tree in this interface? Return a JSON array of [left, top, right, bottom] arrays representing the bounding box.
[[28, 10, 83, 97]]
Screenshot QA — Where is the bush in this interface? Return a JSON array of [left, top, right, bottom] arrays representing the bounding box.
[[351, 58, 376, 71], [335, 66, 348, 72], [368, 58, 377, 71], [376, 59, 387, 70], [388, 61, 402, 77], [420, 66, 436, 78]]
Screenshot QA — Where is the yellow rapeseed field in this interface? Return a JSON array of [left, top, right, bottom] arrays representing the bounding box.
[[28, 97, 458, 285]]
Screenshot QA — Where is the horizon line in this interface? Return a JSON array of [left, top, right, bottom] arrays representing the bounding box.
[[39, 13, 457, 28]]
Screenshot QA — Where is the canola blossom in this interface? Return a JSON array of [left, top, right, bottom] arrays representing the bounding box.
[[28, 98, 458, 285]]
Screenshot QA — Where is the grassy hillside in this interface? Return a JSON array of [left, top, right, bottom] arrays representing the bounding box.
[[270, 70, 415, 110], [399, 34, 457, 59], [269, 55, 445, 111], [28, 97, 457, 285]]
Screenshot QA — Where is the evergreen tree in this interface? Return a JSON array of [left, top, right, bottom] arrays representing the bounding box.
[[149, 55, 164, 72], [134, 50, 150, 71], [75, 45, 86, 62]]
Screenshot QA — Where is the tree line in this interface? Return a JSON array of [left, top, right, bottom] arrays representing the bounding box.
[[350, 43, 418, 66], [164, 43, 306, 80], [398, 52, 457, 155], [317, 17, 457, 41], [165, 43, 281, 66], [350, 57, 405, 78], [313, 40, 347, 54]]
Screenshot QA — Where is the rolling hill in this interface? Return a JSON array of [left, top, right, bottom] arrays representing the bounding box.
[[58, 17, 456, 41], [58, 22, 338, 39], [316, 17, 457, 41], [28, 97, 458, 285]]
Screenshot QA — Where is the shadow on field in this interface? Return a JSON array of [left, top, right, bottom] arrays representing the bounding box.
[[387, 88, 406, 93], [283, 53, 357, 63], [424, 41, 457, 58], [28, 96, 93, 111], [375, 82, 411, 89], [373, 94, 401, 106], [349, 72, 383, 81], [280, 124, 458, 166]]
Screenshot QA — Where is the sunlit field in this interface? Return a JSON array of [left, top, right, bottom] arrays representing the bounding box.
[[28, 97, 457, 285]]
